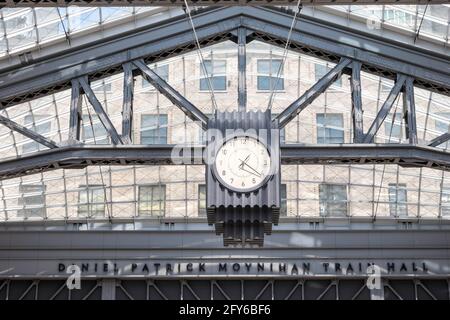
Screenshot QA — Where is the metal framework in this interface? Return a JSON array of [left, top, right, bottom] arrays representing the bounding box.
[[0, 0, 447, 7], [1, 278, 448, 300], [0, 6, 448, 180]]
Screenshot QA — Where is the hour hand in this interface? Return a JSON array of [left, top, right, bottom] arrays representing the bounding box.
[[238, 158, 261, 177], [239, 154, 250, 169]]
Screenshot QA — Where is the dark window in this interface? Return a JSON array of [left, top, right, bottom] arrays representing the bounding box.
[[17, 184, 46, 218], [315, 63, 342, 87], [198, 184, 206, 216], [22, 115, 51, 154], [319, 184, 347, 217], [316, 113, 344, 144], [82, 114, 109, 144], [441, 186, 450, 217], [142, 64, 169, 88], [257, 59, 284, 91], [280, 184, 287, 216], [384, 112, 402, 141], [78, 185, 105, 217], [200, 60, 226, 91], [388, 183, 408, 217], [138, 185, 166, 216], [140, 114, 168, 144]]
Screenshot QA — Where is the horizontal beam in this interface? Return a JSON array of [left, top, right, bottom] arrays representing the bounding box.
[[0, 114, 58, 149], [0, 6, 449, 110], [0, 0, 446, 6], [0, 144, 449, 180]]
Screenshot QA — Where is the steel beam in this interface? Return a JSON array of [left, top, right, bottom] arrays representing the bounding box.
[[0, 8, 239, 108], [133, 59, 209, 130], [274, 58, 352, 128], [122, 63, 134, 144], [0, 0, 446, 7], [0, 144, 449, 181], [403, 77, 418, 145], [76, 77, 123, 145], [0, 114, 58, 150], [351, 61, 364, 143], [363, 75, 407, 143], [237, 27, 247, 112], [68, 80, 82, 143], [429, 133, 450, 148], [1, 7, 449, 110], [243, 7, 450, 93]]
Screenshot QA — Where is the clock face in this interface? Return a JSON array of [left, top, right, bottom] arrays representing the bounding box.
[[214, 136, 272, 192]]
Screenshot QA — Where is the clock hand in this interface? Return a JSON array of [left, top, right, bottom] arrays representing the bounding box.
[[239, 154, 250, 169], [238, 158, 261, 177], [238, 165, 261, 177]]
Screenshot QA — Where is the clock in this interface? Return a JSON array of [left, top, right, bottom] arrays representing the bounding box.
[[213, 135, 272, 193], [206, 110, 281, 247]]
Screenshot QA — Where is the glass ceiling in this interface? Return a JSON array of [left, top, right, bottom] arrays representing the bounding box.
[[0, 5, 449, 59], [0, 5, 448, 223]]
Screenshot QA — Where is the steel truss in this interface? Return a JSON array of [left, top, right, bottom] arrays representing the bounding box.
[[1, 278, 449, 300], [0, 0, 447, 7], [0, 6, 449, 180]]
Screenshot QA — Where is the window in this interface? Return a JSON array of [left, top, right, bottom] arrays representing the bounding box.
[[82, 114, 109, 144], [78, 185, 105, 217], [22, 115, 51, 154], [315, 64, 342, 87], [441, 186, 450, 217], [435, 113, 450, 148], [435, 113, 450, 132], [319, 184, 347, 217], [257, 59, 284, 91], [198, 184, 206, 216], [138, 185, 166, 216], [388, 183, 408, 217], [280, 184, 287, 216], [384, 112, 403, 141], [142, 64, 169, 89], [316, 114, 344, 144], [92, 80, 112, 93], [140, 114, 168, 144], [384, 9, 415, 28], [381, 82, 392, 93], [200, 60, 226, 91], [17, 184, 46, 218]]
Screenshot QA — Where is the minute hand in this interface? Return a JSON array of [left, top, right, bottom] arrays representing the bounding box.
[[239, 166, 261, 177], [238, 159, 261, 176]]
